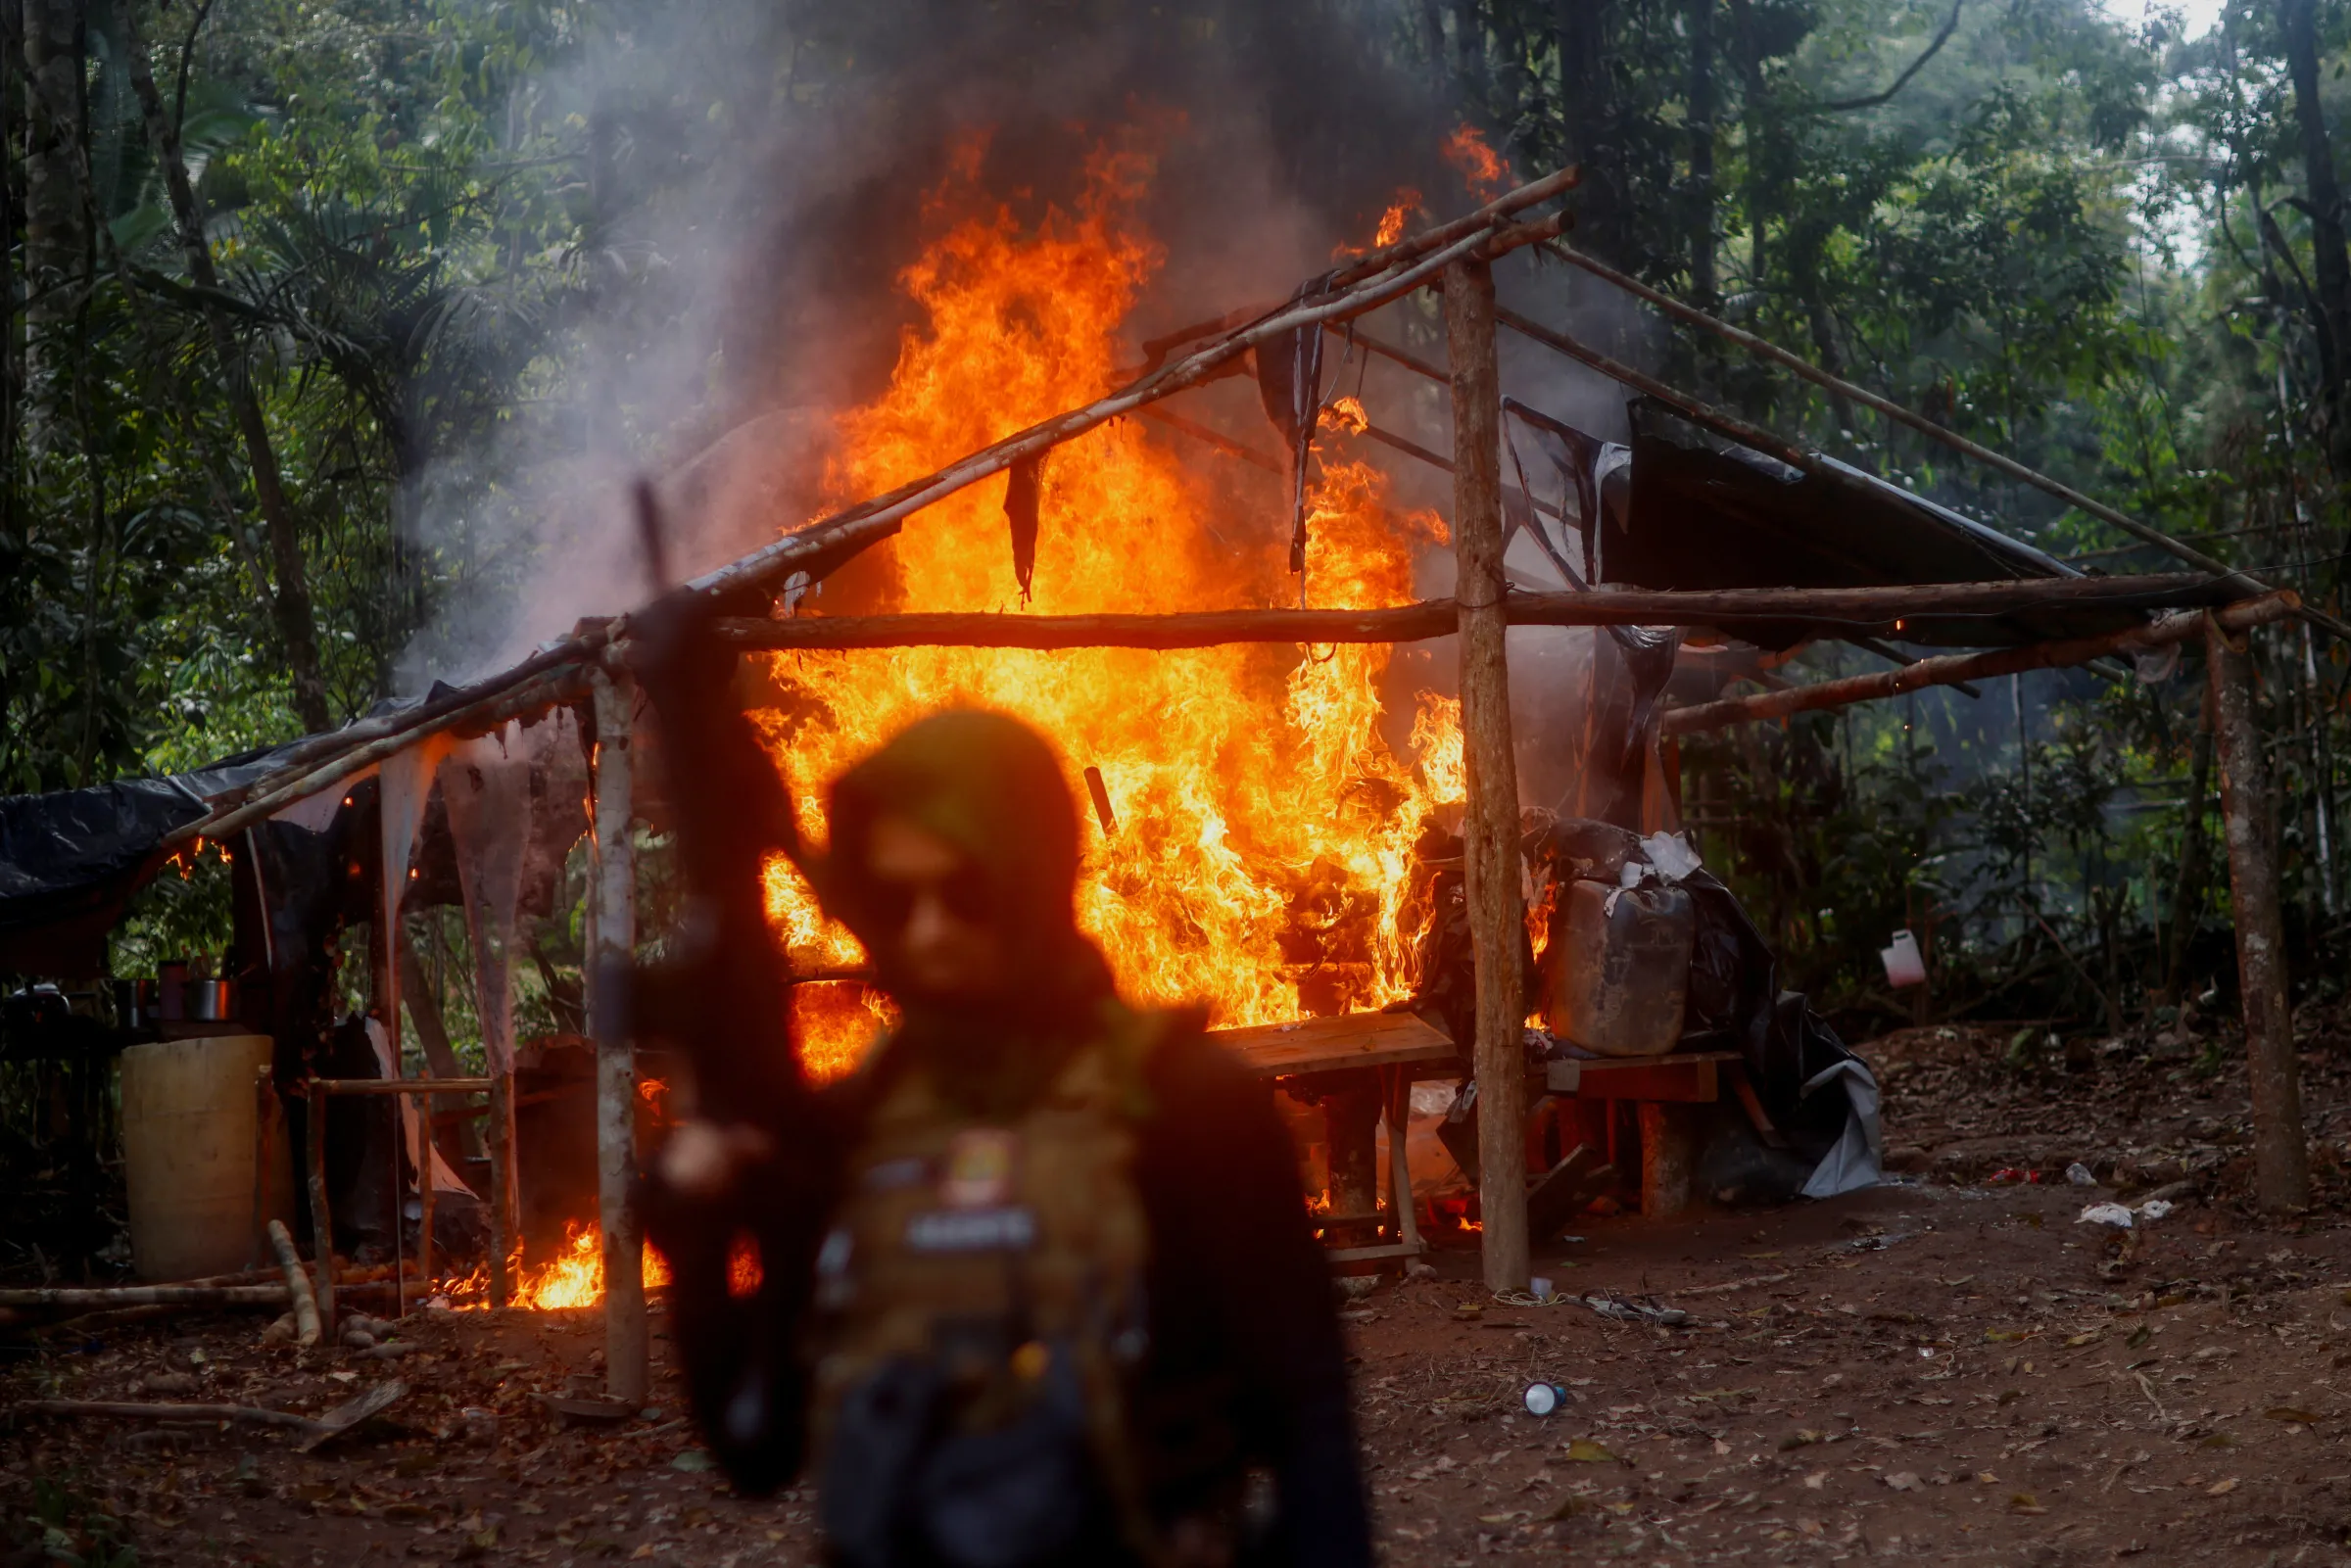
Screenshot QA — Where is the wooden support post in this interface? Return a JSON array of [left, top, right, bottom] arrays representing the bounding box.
[[591, 669, 647, 1402], [1445, 257, 1529, 1294], [305, 1082, 335, 1338], [250, 1070, 272, 1273], [1319, 1072, 1384, 1240], [1638, 1103, 1698, 1217], [2208, 616, 2311, 1211], [1382, 1068, 1423, 1255], [415, 1109, 435, 1308], [487, 1072, 516, 1306]]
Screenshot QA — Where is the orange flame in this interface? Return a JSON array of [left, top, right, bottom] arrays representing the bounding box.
[[1441, 124, 1508, 199], [1374, 192, 1422, 248], [463, 1222, 761, 1310], [515, 1223, 610, 1310], [792, 980, 901, 1085], [1325, 395, 1370, 436], [751, 131, 1463, 1069]]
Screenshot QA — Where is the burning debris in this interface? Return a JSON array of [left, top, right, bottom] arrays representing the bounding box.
[[752, 135, 1469, 1070]]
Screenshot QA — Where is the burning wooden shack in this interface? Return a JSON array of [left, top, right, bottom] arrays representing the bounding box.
[[0, 155, 2315, 1405]]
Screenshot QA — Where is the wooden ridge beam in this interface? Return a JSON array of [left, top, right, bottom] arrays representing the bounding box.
[[713, 575, 2227, 652]]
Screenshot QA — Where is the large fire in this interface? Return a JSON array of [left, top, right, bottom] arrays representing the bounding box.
[[758, 131, 1464, 1084]]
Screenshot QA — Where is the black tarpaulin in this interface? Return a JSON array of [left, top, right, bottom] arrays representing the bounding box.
[[0, 736, 308, 973]]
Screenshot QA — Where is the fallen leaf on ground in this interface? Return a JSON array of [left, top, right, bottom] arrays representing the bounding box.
[[1885, 1472, 1922, 1492], [1562, 1439, 1616, 1463], [2207, 1477, 2238, 1497], [2264, 1406, 2324, 1424], [1802, 1471, 1828, 1490]]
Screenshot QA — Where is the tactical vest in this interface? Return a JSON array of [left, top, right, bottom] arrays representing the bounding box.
[[808, 1004, 1176, 1567]]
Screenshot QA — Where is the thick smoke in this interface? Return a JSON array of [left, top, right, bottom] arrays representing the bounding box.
[[396, 0, 1475, 686]]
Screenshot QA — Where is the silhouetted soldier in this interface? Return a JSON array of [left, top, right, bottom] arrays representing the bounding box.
[[640, 689, 1368, 1568]]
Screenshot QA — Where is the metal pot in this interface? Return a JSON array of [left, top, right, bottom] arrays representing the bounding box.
[[185, 979, 236, 1022], [111, 978, 158, 1029]]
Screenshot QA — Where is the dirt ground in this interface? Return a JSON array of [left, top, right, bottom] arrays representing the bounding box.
[[9, 1019, 2351, 1567]]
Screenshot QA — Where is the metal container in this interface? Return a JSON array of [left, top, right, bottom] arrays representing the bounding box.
[[111, 979, 159, 1029], [1543, 879, 1694, 1058], [185, 979, 236, 1022]]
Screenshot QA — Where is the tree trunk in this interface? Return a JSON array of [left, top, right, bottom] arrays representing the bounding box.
[[1556, 0, 1611, 252], [1687, 0, 1718, 307], [1729, 0, 1771, 293], [2, 0, 23, 514], [19, 0, 81, 451], [590, 671, 647, 1402], [20, 0, 80, 316], [120, 15, 331, 734], [2280, 0, 2351, 480], [2163, 678, 2216, 1006], [2208, 617, 2310, 1212], [1445, 258, 1529, 1294]]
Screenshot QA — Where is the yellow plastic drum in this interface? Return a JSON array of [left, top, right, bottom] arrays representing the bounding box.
[[120, 1033, 289, 1281]]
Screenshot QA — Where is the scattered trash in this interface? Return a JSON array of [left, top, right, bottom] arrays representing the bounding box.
[[1528, 1276, 1554, 1301], [1575, 1294, 1691, 1328], [1989, 1167, 2042, 1184], [1880, 930, 1927, 989], [2066, 1162, 2098, 1186], [2137, 1199, 2174, 1221], [2077, 1202, 2137, 1228], [1523, 1382, 1567, 1416], [1638, 831, 1703, 882], [540, 1393, 637, 1427]]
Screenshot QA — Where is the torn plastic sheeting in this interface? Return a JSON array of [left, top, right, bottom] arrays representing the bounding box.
[[380, 736, 454, 940], [1798, 1056, 1884, 1199], [271, 766, 374, 833], [363, 1018, 476, 1200], [443, 726, 534, 1078]]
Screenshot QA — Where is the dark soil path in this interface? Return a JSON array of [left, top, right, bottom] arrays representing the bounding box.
[[9, 1021, 2350, 1566]]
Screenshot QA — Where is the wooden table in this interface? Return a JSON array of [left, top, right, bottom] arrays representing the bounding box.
[[1216, 1011, 1768, 1237], [1213, 1011, 1459, 1268], [1215, 1010, 1460, 1079]]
